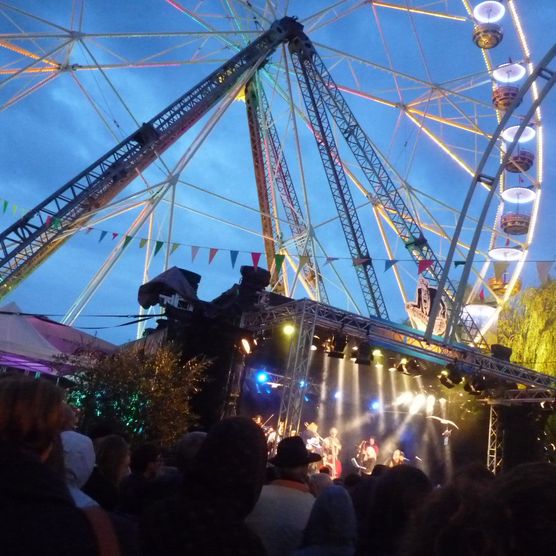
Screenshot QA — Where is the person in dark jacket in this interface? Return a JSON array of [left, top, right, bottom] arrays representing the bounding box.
[[0, 376, 100, 556], [141, 416, 268, 555]]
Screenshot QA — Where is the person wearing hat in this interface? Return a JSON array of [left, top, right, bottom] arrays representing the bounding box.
[[246, 436, 321, 556]]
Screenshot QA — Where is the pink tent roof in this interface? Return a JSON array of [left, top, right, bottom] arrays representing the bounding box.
[[0, 302, 116, 375]]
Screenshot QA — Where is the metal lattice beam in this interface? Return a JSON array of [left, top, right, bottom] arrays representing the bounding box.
[[289, 37, 389, 319], [487, 405, 504, 474]]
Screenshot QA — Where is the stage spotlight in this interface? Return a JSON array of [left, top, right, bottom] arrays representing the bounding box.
[[395, 392, 414, 406], [283, 324, 295, 336], [240, 338, 253, 354], [328, 334, 348, 358], [355, 342, 372, 365], [370, 400, 381, 411], [334, 390, 342, 400], [438, 363, 462, 388], [256, 371, 269, 384], [406, 359, 422, 377], [426, 395, 436, 415], [372, 349, 383, 357], [463, 378, 481, 395]]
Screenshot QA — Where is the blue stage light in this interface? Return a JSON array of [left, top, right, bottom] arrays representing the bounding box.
[[299, 380, 306, 387], [256, 371, 269, 383], [334, 390, 342, 400], [370, 400, 381, 411]]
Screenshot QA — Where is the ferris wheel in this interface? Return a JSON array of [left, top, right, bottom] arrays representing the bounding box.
[[0, 0, 550, 345]]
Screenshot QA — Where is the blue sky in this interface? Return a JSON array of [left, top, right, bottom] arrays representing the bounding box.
[[1, 0, 555, 344]]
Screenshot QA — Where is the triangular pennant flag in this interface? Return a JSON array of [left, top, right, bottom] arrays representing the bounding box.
[[384, 259, 398, 272], [2, 200, 7, 213], [139, 238, 147, 249], [230, 250, 239, 268], [251, 252, 262, 269], [536, 261, 553, 284], [85, 227, 93, 234], [353, 257, 371, 266], [479, 288, 485, 302], [170, 243, 180, 255], [208, 247, 218, 264], [505, 238, 511, 247], [325, 257, 339, 266], [53, 218, 62, 230], [418, 259, 434, 274], [299, 255, 310, 268], [123, 235, 133, 249], [111, 232, 119, 240], [494, 261, 509, 281], [45, 216, 53, 227], [154, 240, 164, 256], [99, 231, 108, 243], [191, 245, 200, 262], [12, 204, 17, 215], [454, 260, 466, 268], [274, 254, 285, 274]]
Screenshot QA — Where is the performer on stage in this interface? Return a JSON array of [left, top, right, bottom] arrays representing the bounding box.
[[388, 448, 406, 467], [354, 436, 379, 475], [323, 427, 342, 478], [266, 421, 284, 458]]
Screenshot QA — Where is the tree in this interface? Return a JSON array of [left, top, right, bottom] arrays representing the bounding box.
[[67, 343, 211, 447], [498, 279, 556, 376]]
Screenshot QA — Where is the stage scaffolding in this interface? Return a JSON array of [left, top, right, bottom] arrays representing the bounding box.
[[242, 298, 556, 471]]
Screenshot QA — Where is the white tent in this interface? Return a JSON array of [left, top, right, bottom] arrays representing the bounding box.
[[0, 302, 116, 375]]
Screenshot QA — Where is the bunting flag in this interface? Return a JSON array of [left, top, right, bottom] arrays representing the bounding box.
[[191, 245, 200, 262], [139, 238, 148, 249], [99, 231, 108, 243], [299, 255, 310, 268], [170, 243, 180, 255], [154, 240, 164, 256], [505, 238, 511, 247], [45, 216, 53, 227], [123, 235, 133, 249], [86, 227, 93, 234], [494, 261, 509, 281], [384, 259, 398, 272], [53, 218, 62, 229], [274, 253, 285, 274], [2, 200, 7, 213], [418, 259, 433, 275], [11, 204, 17, 215], [251, 252, 261, 269], [208, 247, 218, 264], [325, 257, 339, 265], [479, 288, 485, 302], [454, 261, 466, 268], [536, 261, 553, 284], [230, 250, 239, 268], [353, 257, 371, 266], [111, 232, 119, 240]]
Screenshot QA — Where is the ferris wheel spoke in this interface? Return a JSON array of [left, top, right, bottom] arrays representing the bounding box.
[[371, 1, 468, 22], [0, 2, 71, 33], [0, 69, 59, 112]]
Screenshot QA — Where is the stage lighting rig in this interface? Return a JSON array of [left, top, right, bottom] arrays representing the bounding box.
[[353, 342, 372, 365], [327, 334, 348, 358], [439, 363, 463, 389], [396, 358, 422, 377]]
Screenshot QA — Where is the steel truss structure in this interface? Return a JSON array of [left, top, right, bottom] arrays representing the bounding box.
[[243, 298, 556, 435], [487, 405, 503, 474]]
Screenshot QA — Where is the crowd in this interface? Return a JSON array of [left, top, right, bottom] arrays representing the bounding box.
[[1, 375, 555, 555]]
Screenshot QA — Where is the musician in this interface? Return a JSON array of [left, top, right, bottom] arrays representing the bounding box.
[[252, 415, 263, 427], [323, 427, 342, 478], [302, 422, 320, 451], [356, 436, 379, 475], [388, 448, 406, 467], [267, 421, 285, 458]]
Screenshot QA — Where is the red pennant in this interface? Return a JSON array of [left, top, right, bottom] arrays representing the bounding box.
[[208, 248, 218, 264], [479, 288, 485, 302], [251, 252, 262, 269], [418, 259, 433, 275], [45, 216, 53, 227], [505, 238, 510, 247]]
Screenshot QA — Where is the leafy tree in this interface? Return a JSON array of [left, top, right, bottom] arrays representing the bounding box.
[[498, 279, 556, 376], [66, 343, 210, 447]]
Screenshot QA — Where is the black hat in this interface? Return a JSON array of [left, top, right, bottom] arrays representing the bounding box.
[[269, 436, 321, 467]]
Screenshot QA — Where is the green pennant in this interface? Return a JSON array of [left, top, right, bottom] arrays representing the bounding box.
[[139, 238, 147, 249], [123, 235, 133, 249], [154, 240, 164, 256], [12, 204, 17, 215], [170, 243, 180, 255], [53, 218, 62, 229], [274, 254, 285, 274], [1, 200, 7, 214]]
